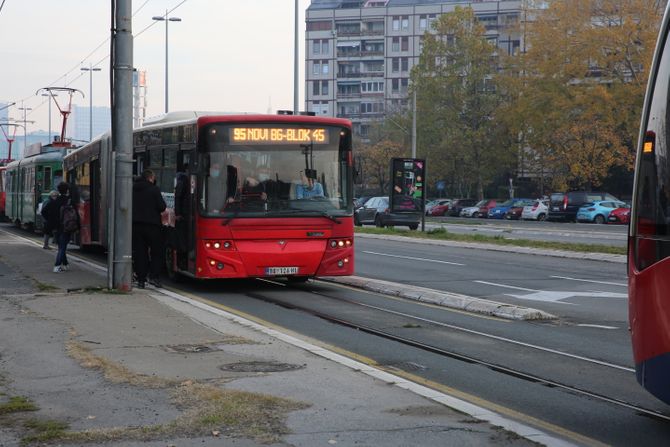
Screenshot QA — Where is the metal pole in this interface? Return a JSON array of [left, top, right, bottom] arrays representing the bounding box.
[[294, 0, 299, 114], [112, 0, 134, 291], [165, 9, 169, 114], [412, 90, 417, 158], [89, 66, 93, 140]]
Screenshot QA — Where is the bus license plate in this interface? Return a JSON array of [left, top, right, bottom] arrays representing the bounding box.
[[265, 267, 299, 276]]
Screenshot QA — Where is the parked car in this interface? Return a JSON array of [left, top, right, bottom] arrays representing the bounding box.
[[448, 198, 478, 216], [354, 196, 421, 230], [460, 204, 481, 217], [608, 205, 631, 224], [426, 199, 451, 216], [489, 198, 533, 219], [521, 200, 549, 221], [476, 199, 499, 218], [548, 191, 619, 222], [354, 196, 371, 209], [504, 199, 536, 220], [576, 200, 627, 224]]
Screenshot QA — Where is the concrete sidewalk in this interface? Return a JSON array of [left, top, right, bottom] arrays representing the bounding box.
[[0, 229, 567, 446]]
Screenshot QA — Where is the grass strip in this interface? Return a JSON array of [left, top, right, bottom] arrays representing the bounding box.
[[355, 227, 626, 256]]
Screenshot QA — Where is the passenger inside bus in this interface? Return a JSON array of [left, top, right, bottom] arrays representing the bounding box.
[[296, 170, 325, 199]]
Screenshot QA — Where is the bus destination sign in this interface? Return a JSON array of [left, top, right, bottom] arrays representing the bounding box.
[[230, 127, 329, 145]]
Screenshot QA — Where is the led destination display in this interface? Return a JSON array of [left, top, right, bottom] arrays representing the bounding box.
[[230, 127, 329, 145]]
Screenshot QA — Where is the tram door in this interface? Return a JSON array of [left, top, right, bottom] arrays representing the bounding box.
[[90, 159, 101, 242]]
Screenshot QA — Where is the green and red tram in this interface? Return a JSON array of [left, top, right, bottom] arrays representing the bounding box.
[[64, 111, 355, 281]]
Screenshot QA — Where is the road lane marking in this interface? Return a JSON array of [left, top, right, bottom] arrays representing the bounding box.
[[474, 280, 627, 303], [577, 324, 619, 330], [551, 275, 627, 287], [362, 250, 465, 266]]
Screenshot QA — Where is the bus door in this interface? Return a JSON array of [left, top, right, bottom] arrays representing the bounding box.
[[177, 147, 195, 272]]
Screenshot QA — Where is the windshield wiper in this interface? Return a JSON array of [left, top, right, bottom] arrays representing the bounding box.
[[275, 209, 341, 224]]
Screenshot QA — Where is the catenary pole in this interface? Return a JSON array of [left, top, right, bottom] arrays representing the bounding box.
[[294, 0, 299, 114], [111, 0, 134, 291]]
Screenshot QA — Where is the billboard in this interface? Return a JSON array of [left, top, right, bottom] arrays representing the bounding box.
[[390, 158, 425, 213]]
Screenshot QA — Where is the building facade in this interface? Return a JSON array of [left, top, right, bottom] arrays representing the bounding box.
[[305, 0, 524, 139], [69, 105, 112, 143]]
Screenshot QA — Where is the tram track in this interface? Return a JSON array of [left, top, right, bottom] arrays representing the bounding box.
[[246, 280, 670, 424]]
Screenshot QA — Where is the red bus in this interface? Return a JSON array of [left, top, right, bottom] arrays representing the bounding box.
[[63, 111, 355, 281], [629, 5, 670, 405]]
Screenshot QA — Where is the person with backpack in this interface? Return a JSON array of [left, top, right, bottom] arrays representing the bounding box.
[[39, 190, 59, 249], [41, 182, 79, 272]]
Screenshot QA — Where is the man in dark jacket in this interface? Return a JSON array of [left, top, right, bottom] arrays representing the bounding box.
[[41, 182, 76, 272], [132, 169, 167, 288]]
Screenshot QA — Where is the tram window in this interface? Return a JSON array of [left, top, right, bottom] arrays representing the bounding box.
[[44, 167, 52, 191]]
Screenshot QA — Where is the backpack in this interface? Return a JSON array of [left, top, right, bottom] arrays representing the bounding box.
[[60, 200, 79, 233]]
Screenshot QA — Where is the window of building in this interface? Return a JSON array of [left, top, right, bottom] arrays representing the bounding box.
[[313, 62, 320, 75], [401, 16, 409, 30], [401, 57, 409, 72], [313, 39, 321, 54], [321, 40, 330, 54], [419, 15, 427, 30], [313, 80, 320, 96], [401, 36, 409, 51], [307, 21, 332, 32], [322, 62, 329, 74], [392, 58, 399, 72], [321, 80, 329, 96], [401, 78, 408, 93], [392, 37, 399, 52], [392, 78, 399, 93], [392, 16, 400, 31]]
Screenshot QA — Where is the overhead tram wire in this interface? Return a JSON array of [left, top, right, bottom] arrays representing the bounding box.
[[14, 0, 188, 117], [0, 0, 7, 15]]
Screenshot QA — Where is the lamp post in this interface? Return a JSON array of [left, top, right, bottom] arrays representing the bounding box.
[[41, 93, 58, 142], [81, 64, 102, 141], [152, 10, 181, 114], [18, 105, 32, 153]]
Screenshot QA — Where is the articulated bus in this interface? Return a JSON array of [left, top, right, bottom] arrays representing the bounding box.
[[64, 111, 355, 281], [629, 4, 670, 405]]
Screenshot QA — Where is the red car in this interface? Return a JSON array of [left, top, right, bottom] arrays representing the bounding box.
[[608, 206, 631, 224], [477, 199, 498, 218], [427, 199, 451, 216]]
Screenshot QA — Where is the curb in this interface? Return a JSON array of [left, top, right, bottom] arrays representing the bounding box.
[[355, 232, 626, 264], [321, 275, 556, 321]]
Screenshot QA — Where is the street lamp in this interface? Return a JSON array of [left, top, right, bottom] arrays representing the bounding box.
[[81, 64, 102, 141], [152, 10, 181, 114], [41, 92, 58, 142], [18, 105, 32, 152]]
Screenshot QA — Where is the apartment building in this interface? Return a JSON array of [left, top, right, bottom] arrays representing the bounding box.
[[305, 0, 524, 139]]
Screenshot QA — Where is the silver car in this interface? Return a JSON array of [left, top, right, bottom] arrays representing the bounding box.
[[521, 200, 549, 221]]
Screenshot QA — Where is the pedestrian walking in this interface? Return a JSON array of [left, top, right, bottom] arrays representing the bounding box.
[[41, 182, 79, 272], [132, 169, 167, 289], [40, 190, 59, 249]]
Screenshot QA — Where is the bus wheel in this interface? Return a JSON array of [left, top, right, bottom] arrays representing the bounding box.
[[287, 276, 309, 283]]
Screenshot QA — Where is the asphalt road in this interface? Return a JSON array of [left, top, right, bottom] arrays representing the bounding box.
[[423, 216, 628, 247]]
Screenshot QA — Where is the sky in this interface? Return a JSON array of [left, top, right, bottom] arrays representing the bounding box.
[[0, 0, 312, 133]]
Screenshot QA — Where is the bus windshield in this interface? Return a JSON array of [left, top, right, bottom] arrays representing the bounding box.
[[200, 124, 352, 218]]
